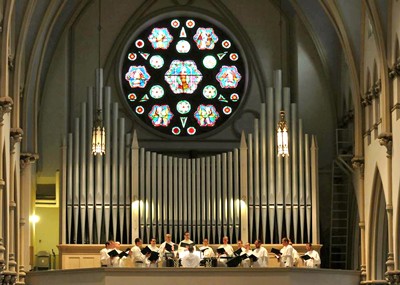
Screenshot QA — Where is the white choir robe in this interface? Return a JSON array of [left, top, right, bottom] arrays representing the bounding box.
[[304, 250, 321, 268], [217, 244, 234, 266], [280, 245, 294, 267], [178, 239, 197, 252], [292, 247, 300, 266], [159, 241, 175, 266], [147, 245, 160, 267], [252, 247, 269, 267], [130, 245, 147, 267], [100, 248, 111, 267], [240, 249, 252, 267], [181, 252, 201, 268], [199, 246, 215, 258]]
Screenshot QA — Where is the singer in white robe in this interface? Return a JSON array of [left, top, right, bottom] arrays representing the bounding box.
[[304, 243, 321, 268], [100, 240, 115, 267], [252, 240, 268, 267], [178, 231, 197, 252], [279, 237, 294, 267], [181, 246, 201, 268], [130, 238, 148, 267], [217, 236, 234, 266]]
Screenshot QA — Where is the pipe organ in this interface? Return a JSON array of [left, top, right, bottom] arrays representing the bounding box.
[[62, 70, 319, 245]]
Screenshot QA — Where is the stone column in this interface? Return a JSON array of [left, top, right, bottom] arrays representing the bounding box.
[[378, 133, 394, 273], [10, 128, 23, 285], [19, 153, 38, 274], [352, 156, 366, 283], [0, 97, 14, 284]]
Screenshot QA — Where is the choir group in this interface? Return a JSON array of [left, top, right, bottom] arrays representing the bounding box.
[[100, 232, 320, 268]]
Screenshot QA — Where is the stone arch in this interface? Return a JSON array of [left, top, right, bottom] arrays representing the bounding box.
[[368, 168, 388, 280]]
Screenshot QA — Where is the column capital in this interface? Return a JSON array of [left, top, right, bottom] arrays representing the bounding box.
[[10, 128, 23, 150], [0, 97, 13, 123], [352, 156, 364, 178], [20, 153, 39, 170], [386, 270, 400, 285], [388, 57, 400, 79], [378, 132, 392, 158], [372, 79, 381, 98]]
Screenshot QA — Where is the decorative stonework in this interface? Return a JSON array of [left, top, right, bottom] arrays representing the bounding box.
[[0, 97, 13, 123], [20, 153, 39, 170], [361, 96, 372, 107], [0, 238, 5, 280], [10, 128, 23, 151], [17, 264, 26, 285], [388, 57, 400, 79], [386, 270, 400, 285], [378, 132, 392, 157], [352, 156, 364, 178], [8, 53, 14, 71], [373, 79, 381, 98]]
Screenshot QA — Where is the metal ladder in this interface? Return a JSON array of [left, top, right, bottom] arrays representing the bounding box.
[[329, 128, 353, 269]]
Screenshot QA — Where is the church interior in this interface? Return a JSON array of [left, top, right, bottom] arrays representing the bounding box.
[[0, 0, 399, 284]]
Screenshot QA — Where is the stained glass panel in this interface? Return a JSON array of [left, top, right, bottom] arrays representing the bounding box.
[[120, 16, 247, 137], [164, 60, 202, 94]]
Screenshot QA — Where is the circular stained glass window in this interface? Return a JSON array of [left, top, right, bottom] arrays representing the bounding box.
[[120, 16, 247, 137]]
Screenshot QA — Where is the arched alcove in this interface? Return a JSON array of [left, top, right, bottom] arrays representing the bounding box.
[[370, 170, 388, 280]]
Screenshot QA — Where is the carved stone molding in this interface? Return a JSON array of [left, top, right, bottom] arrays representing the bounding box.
[[378, 132, 393, 157], [373, 79, 381, 98], [386, 270, 400, 285], [352, 156, 364, 178], [0, 97, 13, 123], [388, 57, 400, 79], [10, 128, 23, 150], [20, 153, 39, 170], [2, 270, 17, 285], [7, 53, 14, 72], [17, 265, 26, 285], [361, 96, 372, 107]]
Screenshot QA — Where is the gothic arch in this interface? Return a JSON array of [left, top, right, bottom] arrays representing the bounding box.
[[368, 167, 388, 280]]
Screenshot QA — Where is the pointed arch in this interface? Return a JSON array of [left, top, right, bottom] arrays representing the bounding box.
[[368, 167, 388, 280]]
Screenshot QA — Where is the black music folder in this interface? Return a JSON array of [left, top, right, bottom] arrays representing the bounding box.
[[148, 251, 160, 262], [217, 247, 226, 255], [180, 242, 195, 248], [199, 246, 210, 253], [107, 249, 119, 257], [234, 248, 243, 256], [119, 249, 130, 258], [226, 255, 243, 267], [271, 248, 282, 255], [300, 254, 311, 260], [141, 246, 152, 255], [247, 254, 258, 262], [165, 243, 177, 252]]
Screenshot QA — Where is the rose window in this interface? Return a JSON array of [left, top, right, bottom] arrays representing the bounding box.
[[120, 16, 247, 137]]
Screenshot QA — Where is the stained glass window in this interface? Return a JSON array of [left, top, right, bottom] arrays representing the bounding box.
[[120, 17, 246, 137]]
